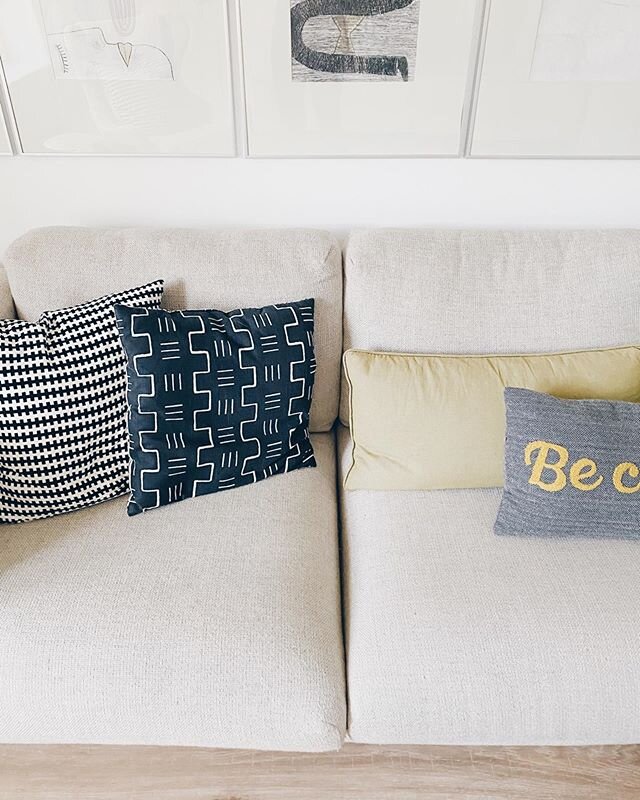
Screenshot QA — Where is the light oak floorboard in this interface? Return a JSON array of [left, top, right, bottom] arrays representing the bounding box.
[[0, 743, 639, 800]]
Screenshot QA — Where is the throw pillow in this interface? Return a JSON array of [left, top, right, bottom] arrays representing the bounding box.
[[0, 280, 164, 524], [114, 299, 316, 515], [494, 388, 640, 539], [343, 345, 640, 490]]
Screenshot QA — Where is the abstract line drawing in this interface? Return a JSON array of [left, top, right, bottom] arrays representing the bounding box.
[[109, 0, 137, 36], [47, 26, 174, 80], [290, 0, 420, 82], [530, 0, 640, 82]]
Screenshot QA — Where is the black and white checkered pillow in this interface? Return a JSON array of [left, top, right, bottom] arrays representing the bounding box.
[[0, 280, 164, 524]]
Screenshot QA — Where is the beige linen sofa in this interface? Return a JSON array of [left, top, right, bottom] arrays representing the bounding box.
[[1, 226, 640, 753]]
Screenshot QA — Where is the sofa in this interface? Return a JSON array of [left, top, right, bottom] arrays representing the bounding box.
[[1, 226, 639, 753]]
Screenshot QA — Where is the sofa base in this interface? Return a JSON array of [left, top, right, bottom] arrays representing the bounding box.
[[1, 743, 638, 799]]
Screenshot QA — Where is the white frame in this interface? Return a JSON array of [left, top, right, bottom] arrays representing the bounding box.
[[0, 0, 237, 156], [1, 0, 638, 159], [470, 0, 640, 158], [0, 110, 12, 155], [239, 0, 481, 158], [0, 56, 16, 154]]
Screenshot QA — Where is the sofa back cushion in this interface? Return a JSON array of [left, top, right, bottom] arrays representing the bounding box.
[[342, 229, 640, 423], [3, 226, 342, 432], [0, 266, 14, 319]]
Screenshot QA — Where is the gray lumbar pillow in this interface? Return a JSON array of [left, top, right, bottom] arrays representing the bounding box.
[[495, 387, 640, 539]]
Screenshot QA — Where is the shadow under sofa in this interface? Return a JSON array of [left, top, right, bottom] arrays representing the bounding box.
[[1, 226, 640, 769]]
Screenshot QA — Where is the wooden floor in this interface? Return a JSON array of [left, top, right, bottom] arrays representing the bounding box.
[[1, 743, 639, 800]]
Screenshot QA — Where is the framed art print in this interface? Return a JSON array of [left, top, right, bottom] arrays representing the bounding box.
[[239, 0, 479, 156], [471, 0, 640, 157], [0, 0, 236, 155], [0, 109, 11, 154]]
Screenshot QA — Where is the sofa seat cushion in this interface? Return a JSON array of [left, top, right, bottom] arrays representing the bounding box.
[[0, 433, 345, 752], [338, 426, 640, 745]]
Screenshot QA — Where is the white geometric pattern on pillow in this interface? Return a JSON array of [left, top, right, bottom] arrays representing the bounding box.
[[0, 280, 164, 524]]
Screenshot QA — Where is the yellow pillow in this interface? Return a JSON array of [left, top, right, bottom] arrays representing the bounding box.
[[343, 346, 640, 491]]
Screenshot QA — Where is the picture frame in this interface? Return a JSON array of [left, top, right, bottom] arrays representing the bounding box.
[[239, 0, 479, 157], [471, 0, 640, 157], [0, 111, 11, 155], [0, 0, 236, 156], [0, 58, 14, 154]]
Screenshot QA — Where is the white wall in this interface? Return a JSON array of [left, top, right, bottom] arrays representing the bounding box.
[[2, 157, 640, 256]]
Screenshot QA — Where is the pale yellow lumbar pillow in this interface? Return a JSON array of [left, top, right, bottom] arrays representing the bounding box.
[[343, 346, 640, 491]]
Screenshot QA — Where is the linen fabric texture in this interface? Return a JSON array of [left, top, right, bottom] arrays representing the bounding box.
[[342, 229, 640, 425], [343, 346, 640, 491], [115, 299, 317, 516], [0, 433, 346, 751], [0, 266, 13, 319], [340, 229, 640, 745], [0, 227, 345, 753], [495, 388, 640, 539], [0, 280, 164, 524], [337, 424, 640, 746], [3, 226, 341, 432]]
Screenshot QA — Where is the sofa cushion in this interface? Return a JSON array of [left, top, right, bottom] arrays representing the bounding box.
[[495, 388, 640, 540], [3, 227, 342, 432], [0, 265, 13, 319], [343, 345, 640, 491], [115, 300, 317, 515], [0, 433, 345, 751], [0, 281, 164, 524], [338, 425, 640, 745], [342, 229, 640, 423]]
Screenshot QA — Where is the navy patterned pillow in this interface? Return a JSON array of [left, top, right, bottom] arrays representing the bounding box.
[[114, 299, 316, 515]]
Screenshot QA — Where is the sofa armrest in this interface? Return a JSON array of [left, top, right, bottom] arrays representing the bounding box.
[[0, 264, 15, 319]]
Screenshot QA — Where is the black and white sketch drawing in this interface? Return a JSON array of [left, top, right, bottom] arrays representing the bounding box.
[[1, 0, 235, 154], [530, 0, 640, 82], [47, 27, 174, 80], [108, 0, 136, 36], [290, 0, 420, 82]]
